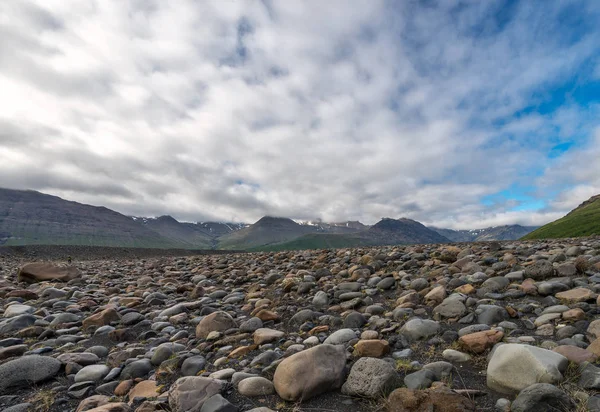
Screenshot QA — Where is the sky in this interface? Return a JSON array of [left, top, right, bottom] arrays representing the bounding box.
[[1, 0, 599, 229]]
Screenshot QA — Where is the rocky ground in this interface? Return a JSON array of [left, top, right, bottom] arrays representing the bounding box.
[[1, 238, 600, 412]]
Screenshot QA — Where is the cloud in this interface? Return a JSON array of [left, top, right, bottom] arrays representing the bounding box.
[[0, 1, 599, 229]]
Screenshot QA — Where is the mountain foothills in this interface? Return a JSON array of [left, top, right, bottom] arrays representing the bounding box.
[[523, 194, 600, 240], [6, 187, 595, 251]]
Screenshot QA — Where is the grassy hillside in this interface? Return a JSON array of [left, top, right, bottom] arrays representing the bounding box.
[[218, 216, 314, 250], [522, 195, 600, 239]]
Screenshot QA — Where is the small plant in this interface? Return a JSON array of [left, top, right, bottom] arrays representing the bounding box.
[[28, 389, 55, 412], [395, 358, 416, 373]]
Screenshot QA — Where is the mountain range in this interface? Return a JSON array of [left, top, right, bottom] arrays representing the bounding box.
[[0, 187, 543, 250]]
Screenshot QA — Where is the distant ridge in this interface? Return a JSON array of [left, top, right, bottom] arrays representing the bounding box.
[[431, 225, 538, 242]]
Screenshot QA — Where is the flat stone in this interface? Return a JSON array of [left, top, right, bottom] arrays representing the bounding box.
[[237, 377, 274, 397], [341, 357, 401, 398], [168, 377, 225, 412], [0, 355, 62, 393]]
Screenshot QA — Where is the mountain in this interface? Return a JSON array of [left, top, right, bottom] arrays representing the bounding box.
[[431, 225, 539, 242], [522, 194, 600, 239], [297, 220, 369, 234], [255, 217, 451, 251], [0, 188, 179, 247], [218, 216, 316, 250]]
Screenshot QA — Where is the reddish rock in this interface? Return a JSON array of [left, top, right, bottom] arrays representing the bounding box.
[[387, 387, 476, 412], [6, 290, 39, 300], [353, 339, 390, 358], [459, 330, 504, 354], [562, 308, 585, 321], [553, 345, 597, 364], [17, 262, 80, 283], [83, 308, 121, 330], [556, 288, 596, 303], [255, 309, 280, 322], [128, 380, 159, 400]]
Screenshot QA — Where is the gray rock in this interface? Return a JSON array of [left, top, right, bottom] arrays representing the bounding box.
[[579, 362, 600, 389], [120, 359, 152, 380], [3, 404, 33, 412], [74, 365, 110, 383], [237, 377, 274, 397], [341, 357, 401, 398], [377, 277, 395, 290], [476, 305, 509, 325], [151, 342, 185, 366], [168, 376, 226, 412], [399, 319, 440, 342], [433, 298, 467, 319], [404, 369, 436, 389], [524, 261, 555, 280], [511, 383, 574, 412], [0, 355, 61, 393], [313, 291, 329, 309], [239, 317, 263, 333], [289, 309, 315, 326], [3, 304, 35, 318], [182, 356, 207, 377], [324, 329, 356, 345], [343, 312, 366, 328], [0, 315, 36, 334], [200, 394, 237, 412], [422, 361, 454, 380]]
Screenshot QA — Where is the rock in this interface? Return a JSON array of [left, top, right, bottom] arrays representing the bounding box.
[[341, 357, 400, 398], [237, 377, 274, 397], [476, 305, 508, 325], [0, 355, 61, 393], [76, 395, 110, 412], [151, 343, 185, 366], [404, 369, 436, 389], [3, 304, 35, 318], [168, 376, 225, 412], [313, 291, 329, 309], [273, 344, 346, 401], [459, 329, 504, 354], [552, 345, 596, 364], [0, 344, 27, 360], [323, 329, 356, 345], [253, 328, 285, 345], [487, 344, 569, 394], [17, 262, 81, 283], [555, 288, 595, 303], [58, 353, 101, 366], [83, 404, 131, 412], [433, 298, 467, 319], [120, 359, 152, 380], [181, 356, 207, 377], [239, 317, 263, 333], [399, 319, 440, 342], [196, 312, 237, 339], [579, 362, 600, 389], [524, 261, 555, 280], [425, 286, 446, 305], [387, 387, 476, 411], [83, 308, 121, 331], [353, 339, 389, 357], [510, 383, 574, 412], [75, 365, 110, 383], [442, 349, 471, 362], [199, 394, 237, 412], [128, 380, 160, 400]]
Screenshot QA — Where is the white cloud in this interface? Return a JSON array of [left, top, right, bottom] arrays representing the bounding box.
[[0, 1, 599, 228]]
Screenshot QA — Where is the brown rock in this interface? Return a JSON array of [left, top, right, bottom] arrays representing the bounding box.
[[76, 395, 110, 412], [308, 325, 329, 335], [128, 380, 159, 400], [6, 290, 39, 300], [562, 308, 585, 321], [387, 387, 476, 412], [109, 328, 137, 342], [459, 330, 504, 354], [84, 403, 131, 412], [195, 311, 237, 339], [253, 328, 285, 345], [273, 344, 346, 401], [255, 309, 280, 322], [520, 279, 538, 295], [114, 380, 134, 396], [353, 339, 390, 358], [425, 286, 446, 306], [556, 288, 596, 303], [228, 345, 257, 358], [17, 262, 80, 283], [83, 308, 121, 331], [396, 291, 420, 306], [587, 338, 600, 357], [552, 345, 597, 364], [454, 284, 475, 295], [0, 344, 27, 360]]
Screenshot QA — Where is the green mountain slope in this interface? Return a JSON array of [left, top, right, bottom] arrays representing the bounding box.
[[522, 194, 600, 239], [218, 216, 315, 250]]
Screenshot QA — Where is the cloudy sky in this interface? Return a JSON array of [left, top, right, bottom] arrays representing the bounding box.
[[1, 1, 599, 228]]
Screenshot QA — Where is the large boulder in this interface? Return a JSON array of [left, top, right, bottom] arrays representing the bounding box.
[[0, 355, 62, 394], [387, 387, 476, 411], [168, 376, 225, 412], [273, 344, 347, 401], [487, 344, 568, 394], [17, 262, 80, 283], [341, 357, 401, 398], [195, 312, 237, 339]]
